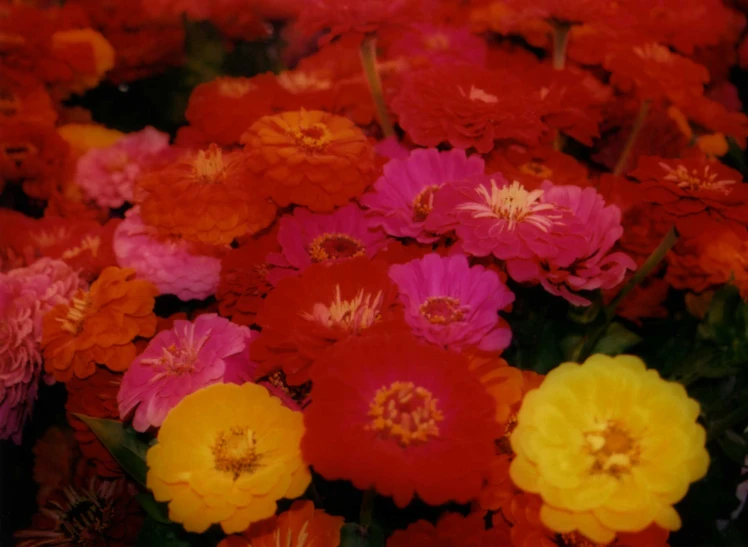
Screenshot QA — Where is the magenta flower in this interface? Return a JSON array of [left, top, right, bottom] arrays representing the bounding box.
[[117, 314, 256, 432], [361, 148, 485, 243], [387, 24, 487, 67], [267, 203, 388, 283], [76, 127, 170, 209], [389, 253, 515, 352], [113, 207, 221, 301], [507, 183, 637, 306]]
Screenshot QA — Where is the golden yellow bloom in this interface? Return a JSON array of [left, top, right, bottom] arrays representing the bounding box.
[[146, 383, 311, 534], [509, 354, 709, 544]]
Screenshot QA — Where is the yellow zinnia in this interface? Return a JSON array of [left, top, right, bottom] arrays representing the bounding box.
[[509, 354, 709, 544], [146, 383, 311, 534]]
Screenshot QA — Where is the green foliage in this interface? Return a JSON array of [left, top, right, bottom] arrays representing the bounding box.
[[340, 523, 386, 547]]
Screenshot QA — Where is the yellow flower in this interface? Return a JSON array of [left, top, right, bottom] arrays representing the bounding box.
[[146, 383, 311, 534], [509, 354, 709, 544]]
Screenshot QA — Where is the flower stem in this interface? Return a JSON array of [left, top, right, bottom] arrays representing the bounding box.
[[613, 99, 651, 176], [359, 488, 376, 528], [359, 35, 394, 138], [551, 22, 571, 70]]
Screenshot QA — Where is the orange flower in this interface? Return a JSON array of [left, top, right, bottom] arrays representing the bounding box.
[[137, 144, 277, 246], [485, 145, 589, 190], [242, 110, 376, 212], [41, 266, 158, 382], [699, 228, 748, 299]]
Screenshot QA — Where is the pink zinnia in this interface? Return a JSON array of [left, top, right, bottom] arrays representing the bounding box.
[[267, 203, 388, 282], [113, 207, 221, 301], [425, 173, 583, 262], [361, 148, 485, 243], [76, 127, 170, 209], [507, 183, 637, 306], [389, 253, 514, 352], [117, 314, 255, 432], [387, 24, 487, 67]]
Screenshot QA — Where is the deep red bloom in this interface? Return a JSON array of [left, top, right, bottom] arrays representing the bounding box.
[[388, 512, 512, 547], [485, 145, 589, 190], [302, 333, 501, 507]]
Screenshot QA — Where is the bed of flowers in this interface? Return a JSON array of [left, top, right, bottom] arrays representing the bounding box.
[[2, 0, 748, 545]]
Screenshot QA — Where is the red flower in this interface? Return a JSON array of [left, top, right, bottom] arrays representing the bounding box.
[[302, 333, 501, 507], [670, 92, 748, 149], [388, 512, 512, 547], [485, 145, 589, 190], [605, 278, 670, 326]]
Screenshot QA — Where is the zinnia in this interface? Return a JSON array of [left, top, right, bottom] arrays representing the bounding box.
[[146, 382, 311, 533], [388, 512, 511, 547], [118, 314, 256, 432], [509, 354, 709, 544]]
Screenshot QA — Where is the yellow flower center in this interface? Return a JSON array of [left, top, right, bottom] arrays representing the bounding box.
[[57, 292, 91, 335], [367, 381, 444, 447], [61, 235, 101, 260], [212, 426, 259, 480], [458, 84, 498, 104], [302, 285, 383, 333], [419, 296, 468, 324], [308, 233, 366, 263], [218, 78, 256, 98], [518, 161, 554, 179], [558, 531, 602, 547], [412, 184, 440, 222], [191, 146, 226, 184], [457, 179, 560, 232], [277, 71, 332, 93], [424, 33, 450, 50], [661, 162, 736, 194], [291, 122, 333, 153], [633, 43, 672, 63], [584, 422, 640, 477]]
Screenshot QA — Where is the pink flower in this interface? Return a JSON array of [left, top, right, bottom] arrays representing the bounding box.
[[76, 127, 170, 209], [360, 148, 484, 243], [267, 203, 388, 282], [507, 183, 637, 306], [425, 173, 583, 262], [387, 24, 487, 67], [117, 314, 255, 432], [113, 207, 221, 301], [389, 253, 515, 352]]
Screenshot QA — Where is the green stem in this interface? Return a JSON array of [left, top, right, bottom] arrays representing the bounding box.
[[551, 22, 571, 71], [359, 488, 376, 528], [359, 35, 394, 138], [613, 99, 651, 176]]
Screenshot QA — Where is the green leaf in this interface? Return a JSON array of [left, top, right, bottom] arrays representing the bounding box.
[[136, 517, 193, 547], [340, 523, 385, 547], [134, 493, 171, 525], [592, 323, 642, 356], [74, 415, 150, 487], [717, 430, 748, 466]]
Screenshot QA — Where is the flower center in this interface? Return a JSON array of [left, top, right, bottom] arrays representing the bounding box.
[[633, 43, 672, 63], [412, 184, 440, 222], [661, 162, 736, 194], [584, 422, 640, 477], [458, 84, 498, 104], [419, 296, 468, 324], [557, 532, 601, 547], [457, 179, 560, 232], [291, 122, 332, 152], [212, 426, 259, 480], [367, 381, 444, 447], [61, 235, 101, 260], [424, 33, 450, 50], [218, 78, 255, 98], [518, 161, 553, 179], [302, 285, 383, 334], [191, 145, 225, 184], [57, 291, 91, 335], [277, 71, 332, 93], [308, 232, 366, 263], [139, 326, 210, 377]]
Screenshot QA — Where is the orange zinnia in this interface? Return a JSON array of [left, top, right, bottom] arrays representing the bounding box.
[[241, 110, 376, 212], [41, 267, 158, 382], [137, 144, 277, 246]]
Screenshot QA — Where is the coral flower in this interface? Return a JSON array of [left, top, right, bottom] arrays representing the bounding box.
[[361, 148, 485, 243], [41, 267, 159, 382], [510, 354, 709, 544], [267, 204, 388, 278], [392, 64, 547, 153], [146, 382, 311, 533], [114, 207, 221, 301], [242, 110, 376, 212], [118, 314, 255, 432], [485, 145, 589, 191], [389, 253, 515, 351], [388, 512, 511, 547], [303, 333, 501, 507], [251, 258, 403, 384], [137, 144, 277, 246]]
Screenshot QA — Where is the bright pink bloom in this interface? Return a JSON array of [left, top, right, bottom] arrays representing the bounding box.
[[507, 183, 637, 306], [361, 148, 484, 243], [113, 207, 221, 301], [389, 253, 514, 352], [76, 127, 170, 209], [387, 24, 487, 66], [267, 203, 388, 282], [117, 314, 255, 432]]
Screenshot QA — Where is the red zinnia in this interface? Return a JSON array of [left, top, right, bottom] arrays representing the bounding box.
[[302, 333, 501, 507], [485, 145, 589, 190], [388, 512, 512, 547]]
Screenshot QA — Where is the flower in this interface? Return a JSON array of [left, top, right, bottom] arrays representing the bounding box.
[[31, 426, 78, 506], [361, 148, 485, 243], [302, 333, 501, 507], [389, 253, 515, 351], [485, 145, 589, 191], [698, 228, 748, 299], [41, 266, 159, 382], [392, 65, 548, 153], [386, 24, 488, 67], [251, 257, 403, 384], [76, 127, 170, 209], [267, 204, 388, 278], [137, 144, 277, 246], [114, 207, 221, 301], [388, 512, 512, 547], [146, 382, 311, 533], [241, 110, 376, 212], [118, 314, 256, 432], [509, 354, 709, 544], [220, 500, 343, 547]]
